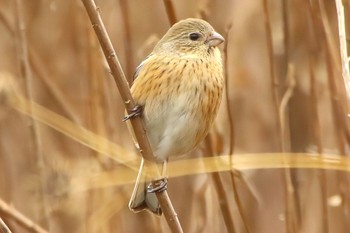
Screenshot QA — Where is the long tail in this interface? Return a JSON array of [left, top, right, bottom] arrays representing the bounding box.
[[128, 158, 162, 215]]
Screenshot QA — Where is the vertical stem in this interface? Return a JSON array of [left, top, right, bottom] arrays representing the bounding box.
[[262, 0, 280, 130], [14, 0, 50, 229], [224, 23, 251, 233], [309, 53, 329, 233], [335, 0, 350, 103], [305, 2, 331, 230], [317, 0, 347, 155], [162, 0, 177, 25], [282, 0, 289, 77], [262, 1, 299, 232], [119, 0, 134, 82], [205, 136, 236, 233]]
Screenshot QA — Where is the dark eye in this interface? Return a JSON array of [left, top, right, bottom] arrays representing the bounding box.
[[189, 32, 201, 41]]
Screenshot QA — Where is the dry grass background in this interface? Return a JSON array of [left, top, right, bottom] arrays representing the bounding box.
[[0, 0, 350, 232]]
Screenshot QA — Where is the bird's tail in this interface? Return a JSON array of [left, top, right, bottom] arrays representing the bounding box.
[[128, 158, 162, 215]]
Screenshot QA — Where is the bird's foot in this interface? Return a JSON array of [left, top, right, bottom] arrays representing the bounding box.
[[147, 178, 168, 193], [123, 105, 143, 121]]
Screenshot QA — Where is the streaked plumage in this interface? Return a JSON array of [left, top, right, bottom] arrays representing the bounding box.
[[128, 18, 224, 215]]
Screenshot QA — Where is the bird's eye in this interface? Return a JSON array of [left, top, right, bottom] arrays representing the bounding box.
[[189, 32, 201, 41]]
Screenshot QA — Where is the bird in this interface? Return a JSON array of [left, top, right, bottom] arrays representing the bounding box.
[[126, 18, 225, 215]]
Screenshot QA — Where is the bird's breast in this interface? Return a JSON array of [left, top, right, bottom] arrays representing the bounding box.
[[131, 53, 224, 161]]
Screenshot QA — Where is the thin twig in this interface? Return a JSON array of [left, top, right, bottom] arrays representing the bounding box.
[[282, 0, 289, 77], [317, 0, 347, 155], [162, 0, 177, 25], [0, 218, 12, 233], [318, 0, 350, 217], [205, 136, 236, 233], [279, 65, 295, 152], [279, 64, 301, 233], [305, 3, 329, 230], [223, 22, 251, 233], [335, 0, 350, 103], [0, 199, 48, 233], [14, 0, 51, 229], [262, 0, 281, 140], [197, 0, 210, 20], [262, 1, 299, 232], [80, 1, 183, 232], [308, 53, 329, 233], [119, 0, 134, 82], [224, 23, 234, 157]]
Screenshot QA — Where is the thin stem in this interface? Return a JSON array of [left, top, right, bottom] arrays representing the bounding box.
[[205, 135, 236, 233], [162, 0, 177, 25], [309, 53, 329, 233], [0, 218, 12, 233], [262, 1, 299, 232], [262, 0, 280, 136], [0, 199, 48, 233], [282, 0, 289, 77], [305, 3, 329, 231], [14, 0, 50, 229], [335, 0, 350, 102], [119, 0, 134, 81], [224, 23, 251, 233]]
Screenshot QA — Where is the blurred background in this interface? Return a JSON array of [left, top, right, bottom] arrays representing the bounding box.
[[0, 0, 349, 232]]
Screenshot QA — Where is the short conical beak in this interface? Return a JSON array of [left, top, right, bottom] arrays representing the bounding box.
[[206, 32, 225, 47]]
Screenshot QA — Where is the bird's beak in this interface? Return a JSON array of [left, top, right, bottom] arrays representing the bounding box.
[[206, 32, 225, 47]]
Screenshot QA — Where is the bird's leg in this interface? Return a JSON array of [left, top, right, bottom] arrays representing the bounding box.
[[123, 105, 144, 121], [147, 160, 168, 193]]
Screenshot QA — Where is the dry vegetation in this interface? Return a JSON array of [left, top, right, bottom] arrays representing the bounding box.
[[0, 0, 350, 233]]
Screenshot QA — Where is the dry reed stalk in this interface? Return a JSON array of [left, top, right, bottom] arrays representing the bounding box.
[[282, 0, 289, 76], [309, 55, 329, 233], [14, 0, 51, 230], [317, 0, 350, 222], [119, 0, 134, 81], [279, 65, 301, 233], [335, 0, 350, 102], [205, 136, 236, 233], [306, 3, 329, 230], [197, 0, 209, 20], [0, 218, 12, 233], [80, 0, 183, 232], [262, 1, 299, 232], [162, 0, 177, 25], [223, 23, 251, 233], [317, 0, 347, 155], [224, 23, 234, 161], [262, 0, 281, 140], [0, 199, 48, 233]]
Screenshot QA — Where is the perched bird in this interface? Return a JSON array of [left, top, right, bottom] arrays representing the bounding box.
[[127, 18, 224, 215]]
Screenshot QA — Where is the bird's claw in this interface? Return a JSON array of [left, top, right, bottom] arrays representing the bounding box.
[[147, 178, 168, 193], [123, 105, 144, 121]]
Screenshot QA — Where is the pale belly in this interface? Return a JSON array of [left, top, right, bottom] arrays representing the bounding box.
[[144, 93, 206, 162]]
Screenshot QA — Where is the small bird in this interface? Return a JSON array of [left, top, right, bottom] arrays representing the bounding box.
[[127, 18, 224, 215]]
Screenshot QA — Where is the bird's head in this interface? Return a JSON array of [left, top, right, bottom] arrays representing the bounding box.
[[154, 18, 225, 56]]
